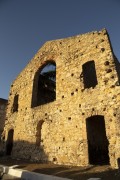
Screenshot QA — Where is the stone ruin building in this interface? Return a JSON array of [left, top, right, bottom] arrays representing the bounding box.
[[3, 29, 120, 168], [0, 98, 7, 153]]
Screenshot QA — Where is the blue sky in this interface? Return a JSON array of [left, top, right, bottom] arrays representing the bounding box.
[[0, 0, 120, 99]]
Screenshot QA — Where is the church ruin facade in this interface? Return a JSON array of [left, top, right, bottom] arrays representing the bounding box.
[[4, 29, 120, 168]]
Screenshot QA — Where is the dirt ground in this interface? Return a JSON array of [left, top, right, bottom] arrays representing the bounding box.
[[0, 157, 120, 180]]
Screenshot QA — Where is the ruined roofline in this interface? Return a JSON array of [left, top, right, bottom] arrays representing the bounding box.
[[29, 29, 111, 61], [10, 28, 113, 85], [33, 28, 108, 52], [45, 28, 108, 43]]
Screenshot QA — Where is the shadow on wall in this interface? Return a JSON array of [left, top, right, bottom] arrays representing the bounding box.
[[0, 142, 120, 179], [4, 139, 49, 163], [0, 101, 7, 148]]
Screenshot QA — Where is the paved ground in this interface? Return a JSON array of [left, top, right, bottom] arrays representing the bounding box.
[[0, 157, 120, 180], [1, 174, 21, 180]]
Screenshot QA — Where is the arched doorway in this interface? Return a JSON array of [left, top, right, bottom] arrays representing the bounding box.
[[6, 129, 14, 155], [86, 115, 109, 165]]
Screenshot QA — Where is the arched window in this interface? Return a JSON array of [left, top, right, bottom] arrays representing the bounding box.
[[31, 61, 56, 107], [82, 61, 98, 89]]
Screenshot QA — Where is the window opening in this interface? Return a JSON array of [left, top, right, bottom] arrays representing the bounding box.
[[82, 61, 98, 89], [12, 95, 19, 112], [32, 61, 56, 107], [6, 129, 14, 155]]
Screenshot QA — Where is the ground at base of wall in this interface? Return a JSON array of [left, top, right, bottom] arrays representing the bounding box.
[[0, 157, 120, 180]]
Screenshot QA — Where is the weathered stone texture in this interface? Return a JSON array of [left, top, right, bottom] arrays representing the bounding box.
[[4, 29, 120, 168]]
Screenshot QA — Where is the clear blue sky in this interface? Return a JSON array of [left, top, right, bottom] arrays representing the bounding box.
[[0, 0, 120, 99]]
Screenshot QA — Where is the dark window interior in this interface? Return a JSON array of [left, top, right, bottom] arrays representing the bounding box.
[[82, 61, 98, 89], [6, 129, 14, 155], [31, 61, 56, 107], [86, 115, 109, 165], [12, 95, 19, 112]]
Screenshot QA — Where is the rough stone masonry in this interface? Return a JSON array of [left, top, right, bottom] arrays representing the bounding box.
[[3, 29, 120, 168]]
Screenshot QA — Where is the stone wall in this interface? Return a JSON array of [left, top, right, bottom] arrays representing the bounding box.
[[0, 98, 7, 136], [4, 29, 120, 168], [0, 98, 7, 153]]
